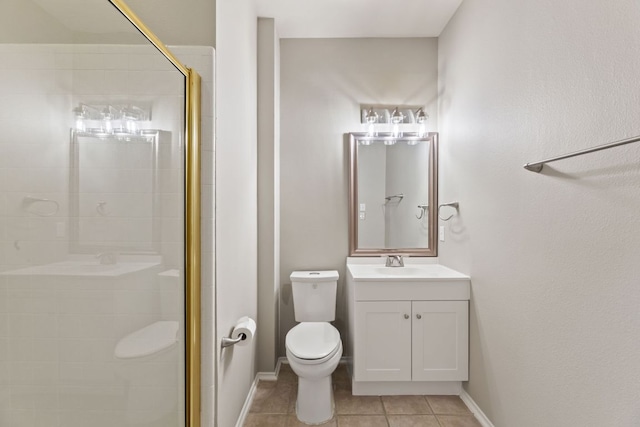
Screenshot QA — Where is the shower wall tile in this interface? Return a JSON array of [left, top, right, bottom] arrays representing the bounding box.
[[71, 69, 106, 95], [102, 53, 129, 71], [0, 52, 55, 70], [128, 53, 173, 71], [72, 53, 106, 70], [55, 52, 74, 69]]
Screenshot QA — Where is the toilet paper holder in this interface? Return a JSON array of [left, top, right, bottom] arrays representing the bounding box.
[[221, 333, 246, 348]]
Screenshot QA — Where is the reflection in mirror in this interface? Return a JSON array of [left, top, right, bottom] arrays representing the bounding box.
[[349, 132, 438, 256], [70, 129, 170, 254]]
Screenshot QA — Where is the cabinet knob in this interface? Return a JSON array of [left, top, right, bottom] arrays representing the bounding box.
[[404, 314, 409, 319], [416, 314, 422, 320]]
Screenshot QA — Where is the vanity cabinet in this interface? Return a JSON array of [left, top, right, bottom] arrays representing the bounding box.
[[354, 300, 468, 382], [346, 261, 470, 395], [354, 301, 412, 381], [411, 300, 468, 381]]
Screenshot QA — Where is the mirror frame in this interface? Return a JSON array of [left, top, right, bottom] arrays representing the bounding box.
[[69, 129, 165, 255], [348, 132, 438, 257]]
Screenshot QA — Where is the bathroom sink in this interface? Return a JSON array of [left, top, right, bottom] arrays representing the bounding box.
[[373, 267, 431, 276], [39, 262, 120, 274], [348, 262, 469, 282], [0, 258, 161, 277]]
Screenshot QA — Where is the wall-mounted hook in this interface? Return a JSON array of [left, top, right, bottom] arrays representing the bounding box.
[[416, 204, 428, 219], [384, 193, 404, 203], [438, 202, 459, 221], [96, 201, 108, 216]]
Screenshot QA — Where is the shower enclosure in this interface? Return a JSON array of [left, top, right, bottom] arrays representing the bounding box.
[[0, 1, 201, 426]]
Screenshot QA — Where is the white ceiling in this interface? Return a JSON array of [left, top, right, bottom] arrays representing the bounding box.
[[255, 0, 464, 39]]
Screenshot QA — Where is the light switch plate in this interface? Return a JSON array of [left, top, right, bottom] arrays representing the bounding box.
[[439, 226, 445, 242]]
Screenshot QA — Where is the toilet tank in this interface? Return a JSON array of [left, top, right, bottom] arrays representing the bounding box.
[[290, 270, 339, 322]]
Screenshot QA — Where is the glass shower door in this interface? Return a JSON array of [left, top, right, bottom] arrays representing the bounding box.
[[0, 1, 196, 426]]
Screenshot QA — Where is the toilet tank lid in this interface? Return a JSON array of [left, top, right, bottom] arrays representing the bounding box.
[[290, 270, 339, 282]]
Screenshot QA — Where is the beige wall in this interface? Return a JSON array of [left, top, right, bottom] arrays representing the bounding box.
[[438, 0, 640, 425], [257, 17, 281, 373], [127, 0, 216, 46], [279, 38, 438, 356], [215, 1, 258, 426], [0, 0, 72, 43], [1, 0, 215, 46]]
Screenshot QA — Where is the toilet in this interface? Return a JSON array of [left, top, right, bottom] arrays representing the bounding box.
[[286, 270, 343, 425], [114, 321, 180, 426]]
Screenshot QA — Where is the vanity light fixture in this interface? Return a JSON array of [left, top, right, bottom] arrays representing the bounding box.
[[360, 105, 419, 124], [72, 103, 151, 136], [360, 105, 427, 139]]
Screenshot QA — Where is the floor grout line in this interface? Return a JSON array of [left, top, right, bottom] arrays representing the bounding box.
[[248, 370, 478, 426]]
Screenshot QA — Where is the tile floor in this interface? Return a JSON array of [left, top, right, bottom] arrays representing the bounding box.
[[244, 364, 482, 427]]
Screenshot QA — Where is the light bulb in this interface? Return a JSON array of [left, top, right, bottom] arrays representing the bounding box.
[[384, 140, 396, 146], [73, 106, 86, 132], [126, 119, 137, 134], [391, 107, 404, 124], [365, 108, 378, 124], [415, 108, 428, 137], [75, 117, 85, 132], [102, 108, 113, 134]]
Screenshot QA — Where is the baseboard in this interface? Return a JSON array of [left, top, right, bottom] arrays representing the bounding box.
[[460, 390, 495, 427], [234, 375, 258, 427], [234, 358, 284, 427], [255, 358, 283, 382]]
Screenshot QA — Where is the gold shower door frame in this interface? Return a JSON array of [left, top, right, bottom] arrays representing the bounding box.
[[108, 1, 202, 426]]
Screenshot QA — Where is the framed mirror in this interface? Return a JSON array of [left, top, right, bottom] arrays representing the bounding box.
[[69, 129, 171, 254], [348, 132, 438, 256]]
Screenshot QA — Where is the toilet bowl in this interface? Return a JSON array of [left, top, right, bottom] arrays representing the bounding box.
[[286, 270, 342, 425], [286, 322, 343, 424], [115, 321, 180, 426]]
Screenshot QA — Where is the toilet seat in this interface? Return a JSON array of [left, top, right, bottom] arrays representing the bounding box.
[[286, 322, 341, 363], [114, 321, 179, 360]]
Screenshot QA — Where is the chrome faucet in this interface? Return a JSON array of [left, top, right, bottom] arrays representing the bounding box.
[[385, 255, 404, 267], [95, 252, 118, 265]]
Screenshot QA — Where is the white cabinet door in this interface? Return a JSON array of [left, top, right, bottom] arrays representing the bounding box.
[[412, 301, 469, 381], [354, 301, 412, 382]]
